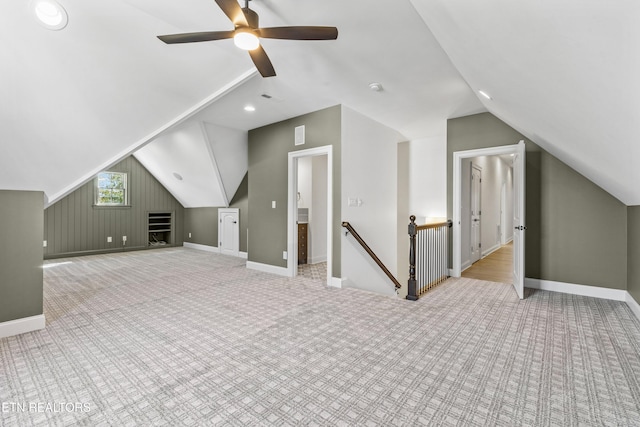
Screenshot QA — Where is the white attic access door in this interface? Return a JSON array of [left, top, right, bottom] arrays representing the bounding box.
[[218, 208, 239, 257]]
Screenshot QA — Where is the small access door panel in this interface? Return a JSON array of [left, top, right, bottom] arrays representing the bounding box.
[[218, 208, 240, 257]]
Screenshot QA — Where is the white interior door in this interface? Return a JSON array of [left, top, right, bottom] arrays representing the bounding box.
[[470, 164, 482, 264], [512, 142, 526, 299], [218, 208, 239, 257]]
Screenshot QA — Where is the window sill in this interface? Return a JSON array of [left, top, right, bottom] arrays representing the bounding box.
[[92, 205, 132, 209]]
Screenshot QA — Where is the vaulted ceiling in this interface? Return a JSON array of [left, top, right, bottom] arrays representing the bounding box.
[[1, 0, 637, 207]]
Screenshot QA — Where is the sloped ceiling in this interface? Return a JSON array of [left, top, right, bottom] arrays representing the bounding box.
[[5, 0, 634, 209], [409, 0, 640, 205], [1, 0, 483, 208]]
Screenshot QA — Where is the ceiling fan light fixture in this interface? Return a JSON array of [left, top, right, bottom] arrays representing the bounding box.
[[234, 30, 260, 51], [32, 0, 68, 30]]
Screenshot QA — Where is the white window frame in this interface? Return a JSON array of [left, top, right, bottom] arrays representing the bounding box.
[[95, 171, 128, 206]]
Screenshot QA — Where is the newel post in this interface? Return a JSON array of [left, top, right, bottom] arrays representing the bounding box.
[[407, 215, 418, 301]]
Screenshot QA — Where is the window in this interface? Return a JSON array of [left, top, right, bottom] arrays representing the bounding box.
[[95, 171, 128, 206]]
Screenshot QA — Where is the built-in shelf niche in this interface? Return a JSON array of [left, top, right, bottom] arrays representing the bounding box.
[[148, 212, 173, 247]]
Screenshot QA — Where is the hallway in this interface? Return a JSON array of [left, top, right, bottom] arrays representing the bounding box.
[[462, 242, 513, 284]]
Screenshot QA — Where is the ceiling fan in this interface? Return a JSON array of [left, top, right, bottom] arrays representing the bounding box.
[[157, 0, 338, 78]]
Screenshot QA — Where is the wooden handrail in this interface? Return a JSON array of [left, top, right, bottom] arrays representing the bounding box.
[[416, 220, 453, 231], [341, 221, 402, 290]]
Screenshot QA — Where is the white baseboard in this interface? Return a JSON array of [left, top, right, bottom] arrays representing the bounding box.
[[310, 255, 327, 264], [330, 277, 343, 288], [481, 243, 501, 258], [0, 314, 46, 339], [246, 261, 290, 277], [525, 278, 627, 301], [183, 242, 219, 253], [626, 292, 640, 322], [184, 243, 247, 259]]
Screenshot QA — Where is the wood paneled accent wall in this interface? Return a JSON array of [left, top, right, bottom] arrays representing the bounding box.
[[44, 156, 184, 258]]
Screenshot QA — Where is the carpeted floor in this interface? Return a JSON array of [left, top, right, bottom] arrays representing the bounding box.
[[1, 248, 640, 426]]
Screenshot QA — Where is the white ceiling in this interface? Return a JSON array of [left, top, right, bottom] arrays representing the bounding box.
[[1, 0, 637, 207], [410, 0, 640, 204]]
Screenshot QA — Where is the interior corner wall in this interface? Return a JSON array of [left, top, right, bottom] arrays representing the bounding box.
[[0, 190, 44, 323], [183, 173, 248, 252], [341, 106, 402, 296], [407, 130, 447, 219], [43, 156, 184, 258], [310, 155, 328, 264], [448, 112, 627, 290], [627, 206, 640, 304], [397, 142, 410, 298], [248, 105, 341, 276]]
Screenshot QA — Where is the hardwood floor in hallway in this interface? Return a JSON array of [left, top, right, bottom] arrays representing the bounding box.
[[462, 242, 513, 284]]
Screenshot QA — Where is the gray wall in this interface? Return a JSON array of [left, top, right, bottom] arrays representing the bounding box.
[[627, 206, 640, 304], [0, 191, 44, 323], [248, 105, 341, 275], [44, 156, 184, 258], [184, 173, 248, 252], [448, 112, 627, 289]]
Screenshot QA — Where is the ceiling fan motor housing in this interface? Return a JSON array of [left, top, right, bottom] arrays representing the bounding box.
[[241, 8, 259, 29]]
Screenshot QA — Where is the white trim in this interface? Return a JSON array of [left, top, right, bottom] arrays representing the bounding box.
[[239, 251, 248, 259], [481, 243, 501, 258], [626, 292, 640, 322], [48, 69, 258, 207], [288, 146, 333, 286], [453, 143, 521, 278], [309, 256, 328, 264], [183, 242, 219, 253], [330, 277, 343, 288], [525, 278, 627, 301], [218, 208, 240, 257], [201, 122, 229, 207], [246, 261, 289, 277], [0, 314, 46, 339]]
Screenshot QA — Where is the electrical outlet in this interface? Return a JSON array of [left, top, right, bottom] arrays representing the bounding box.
[[189, 232, 192, 238], [43, 240, 47, 248], [122, 236, 127, 242], [282, 251, 288, 260], [272, 201, 276, 209], [107, 236, 112, 243]]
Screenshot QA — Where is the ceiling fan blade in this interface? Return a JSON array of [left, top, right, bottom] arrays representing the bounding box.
[[259, 26, 338, 40], [248, 45, 276, 77], [158, 31, 235, 44], [215, 0, 249, 27]]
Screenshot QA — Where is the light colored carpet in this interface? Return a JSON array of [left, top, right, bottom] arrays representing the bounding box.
[[1, 248, 640, 426]]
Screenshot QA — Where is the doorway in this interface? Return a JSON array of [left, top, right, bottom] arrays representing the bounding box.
[[470, 163, 482, 264], [453, 141, 526, 299], [287, 145, 333, 286], [218, 208, 239, 257]]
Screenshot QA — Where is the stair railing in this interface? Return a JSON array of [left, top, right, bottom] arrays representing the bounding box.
[[407, 215, 452, 300], [341, 221, 401, 290]]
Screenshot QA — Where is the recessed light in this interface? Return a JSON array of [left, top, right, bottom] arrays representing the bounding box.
[[32, 0, 68, 30], [173, 172, 183, 181], [369, 82, 383, 92], [478, 90, 492, 100], [244, 105, 256, 112]]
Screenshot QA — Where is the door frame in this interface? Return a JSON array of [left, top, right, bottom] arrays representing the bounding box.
[[287, 145, 333, 286], [452, 142, 524, 279], [218, 208, 239, 257], [470, 162, 482, 264]]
